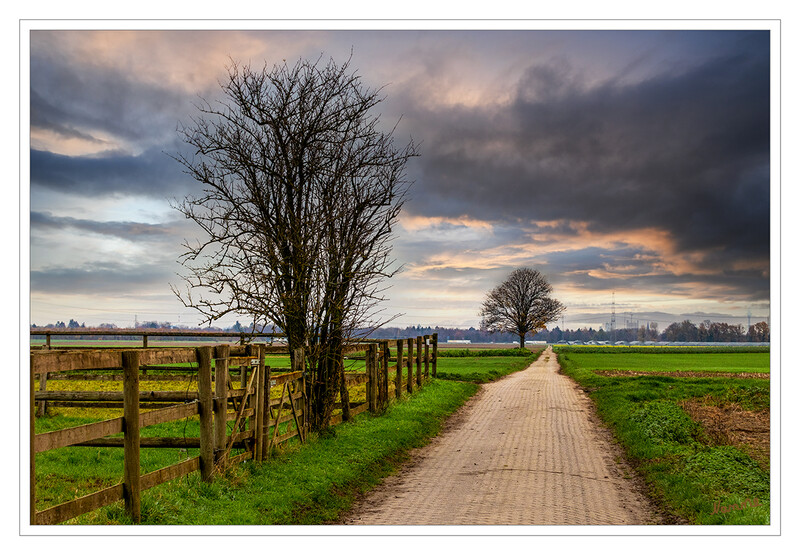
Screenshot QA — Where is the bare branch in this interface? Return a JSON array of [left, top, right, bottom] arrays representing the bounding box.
[[479, 268, 565, 349], [173, 54, 418, 429]]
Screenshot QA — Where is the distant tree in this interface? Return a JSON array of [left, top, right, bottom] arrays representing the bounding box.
[[662, 320, 699, 342], [748, 321, 770, 342], [637, 323, 659, 342], [479, 268, 565, 349], [709, 322, 744, 342]]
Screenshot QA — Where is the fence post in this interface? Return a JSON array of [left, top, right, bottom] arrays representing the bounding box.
[[241, 348, 249, 389], [255, 345, 266, 462], [45, 333, 51, 349], [340, 349, 351, 422], [196, 346, 214, 481], [36, 369, 48, 417], [30, 355, 36, 525], [380, 341, 389, 409], [416, 336, 422, 387], [142, 334, 148, 349], [375, 344, 383, 409], [406, 337, 414, 393], [395, 339, 403, 399], [432, 333, 438, 378], [214, 345, 230, 471], [261, 357, 272, 459], [122, 350, 141, 524], [424, 335, 431, 380], [367, 344, 377, 413], [240, 346, 249, 436]]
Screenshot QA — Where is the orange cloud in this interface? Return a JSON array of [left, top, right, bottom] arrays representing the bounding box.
[[402, 217, 730, 297], [398, 214, 494, 232]]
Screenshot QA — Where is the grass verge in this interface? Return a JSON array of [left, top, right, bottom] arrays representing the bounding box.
[[64, 379, 478, 525]]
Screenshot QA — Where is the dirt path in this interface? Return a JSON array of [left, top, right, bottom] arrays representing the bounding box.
[[342, 346, 660, 525]]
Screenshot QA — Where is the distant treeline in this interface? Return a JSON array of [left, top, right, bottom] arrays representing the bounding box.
[[361, 320, 769, 344], [531, 320, 769, 343], [31, 319, 769, 344]]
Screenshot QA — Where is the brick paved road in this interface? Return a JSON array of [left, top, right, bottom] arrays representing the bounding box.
[[343, 346, 658, 525]]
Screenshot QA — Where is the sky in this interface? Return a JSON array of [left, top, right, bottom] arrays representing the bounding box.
[[25, 25, 775, 331]]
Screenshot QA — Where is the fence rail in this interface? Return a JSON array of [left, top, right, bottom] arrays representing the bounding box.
[[31, 329, 284, 349], [30, 333, 437, 525]]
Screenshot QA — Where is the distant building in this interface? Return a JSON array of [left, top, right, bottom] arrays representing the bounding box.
[[447, 339, 472, 344]]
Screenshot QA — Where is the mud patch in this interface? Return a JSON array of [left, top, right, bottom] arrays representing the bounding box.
[[594, 370, 769, 380], [679, 399, 770, 470]]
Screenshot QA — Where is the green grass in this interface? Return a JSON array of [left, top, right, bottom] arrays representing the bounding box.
[[558, 351, 769, 374], [557, 350, 770, 525], [35, 416, 204, 511], [60, 380, 478, 525], [555, 345, 769, 354]]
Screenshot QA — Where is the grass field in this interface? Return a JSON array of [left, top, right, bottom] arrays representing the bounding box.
[[562, 351, 769, 374], [33, 350, 532, 524], [555, 346, 770, 525], [435, 348, 541, 383]]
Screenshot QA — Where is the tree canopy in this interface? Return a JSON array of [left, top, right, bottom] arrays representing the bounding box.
[[172, 55, 418, 428], [479, 267, 565, 349]]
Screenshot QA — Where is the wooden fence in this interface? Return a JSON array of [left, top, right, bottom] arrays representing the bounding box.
[[30, 329, 283, 349], [30, 333, 437, 525]]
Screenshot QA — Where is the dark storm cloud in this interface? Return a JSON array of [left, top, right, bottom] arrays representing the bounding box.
[[31, 211, 178, 241], [30, 263, 175, 295], [405, 32, 770, 276], [30, 48, 191, 145], [540, 245, 769, 301], [29, 41, 204, 199], [30, 147, 196, 198], [30, 89, 108, 145]]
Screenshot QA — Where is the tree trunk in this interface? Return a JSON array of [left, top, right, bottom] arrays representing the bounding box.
[[518, 334, 525, 350], [309, 330, 343, 431], [339, 357, 351, 422]]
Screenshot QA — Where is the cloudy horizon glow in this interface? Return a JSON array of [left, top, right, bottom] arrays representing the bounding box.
[[26, 27, 774, 331]]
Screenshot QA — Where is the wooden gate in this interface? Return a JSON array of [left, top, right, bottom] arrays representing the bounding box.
[[215, 348, 266, 472], [266, 370, 307, 450]]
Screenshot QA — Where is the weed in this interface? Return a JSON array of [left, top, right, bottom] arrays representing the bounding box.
[[683, 446, 769, 501], [632, 401, 700, 446]]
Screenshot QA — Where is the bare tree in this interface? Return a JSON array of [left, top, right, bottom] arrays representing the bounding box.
[[171, 55, 418, 429], [479, 268, 565, 349]]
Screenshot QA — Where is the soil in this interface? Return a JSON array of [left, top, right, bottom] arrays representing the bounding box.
[[679, 399, 770, 470]]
